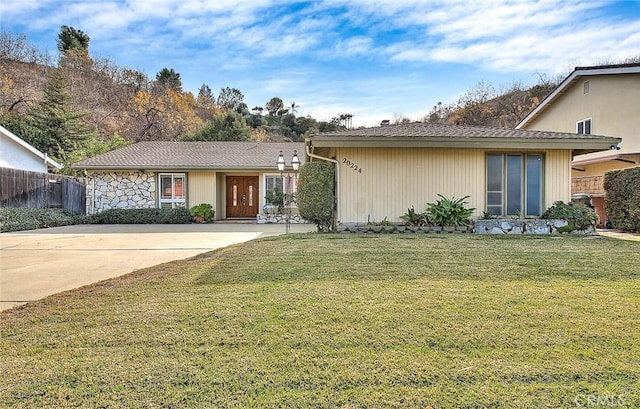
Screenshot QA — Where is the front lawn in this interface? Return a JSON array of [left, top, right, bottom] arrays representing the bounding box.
[[1, 234, 638, 408]]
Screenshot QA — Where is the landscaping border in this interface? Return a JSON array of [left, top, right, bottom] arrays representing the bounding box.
[[334, 220, 595, 234]]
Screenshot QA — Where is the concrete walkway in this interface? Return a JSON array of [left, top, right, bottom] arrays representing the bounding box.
[[596, 229, 640, 242], [0, 223, 315, 311]]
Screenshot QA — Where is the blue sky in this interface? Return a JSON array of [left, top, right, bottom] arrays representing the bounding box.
[[2, 0, 639, 126]]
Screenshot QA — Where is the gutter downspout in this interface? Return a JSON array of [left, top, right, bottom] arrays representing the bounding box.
[[305, 141, 340, 229]]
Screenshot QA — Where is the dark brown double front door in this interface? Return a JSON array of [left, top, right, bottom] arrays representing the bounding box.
[[226, 176, 259, 218]]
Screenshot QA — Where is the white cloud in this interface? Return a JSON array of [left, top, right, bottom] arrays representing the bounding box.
[[3, 0, 638, 127], [334, 36, 374, 56]]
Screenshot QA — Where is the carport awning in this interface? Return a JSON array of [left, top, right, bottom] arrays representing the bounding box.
[[572, 152, 640, 166]]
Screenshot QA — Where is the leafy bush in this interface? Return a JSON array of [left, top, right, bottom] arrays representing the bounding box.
[[0, 208, 85, 232], [399, 206, 428, 226], [426, 195, 475, 226], [297, 162, 335, 231], [540, 201, 598, 231], [189, 203, 215, 223], [604, 167, 640, 231], [264, 188, 285, 214], [89, 208, 191, 224]]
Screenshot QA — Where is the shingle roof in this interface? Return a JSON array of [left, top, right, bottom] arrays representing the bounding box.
[[313, 122, 619, 141], [71, 142, 305, 169]]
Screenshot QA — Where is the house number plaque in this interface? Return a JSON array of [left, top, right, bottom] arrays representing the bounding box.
[[342, 158, 363, 173]]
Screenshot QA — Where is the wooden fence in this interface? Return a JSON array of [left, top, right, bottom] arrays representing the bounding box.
[[0, 167, 86, 214]]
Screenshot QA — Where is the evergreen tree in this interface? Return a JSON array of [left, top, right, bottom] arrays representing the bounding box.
[[57, 26, 90, 60], [155, 67, 182, 92], [26, 70, 91, 161]]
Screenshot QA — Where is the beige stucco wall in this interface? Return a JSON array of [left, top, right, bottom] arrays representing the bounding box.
[[523, 74, 640, 156], [329, 147, 571, 224], [572, 160, 637, 178]]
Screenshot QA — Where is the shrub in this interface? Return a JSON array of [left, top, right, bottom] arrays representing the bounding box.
[[264, 188, 285, 214], [0, 208, 85, 233], [604, 167, 640, 231], [540, 201, 598, 231], [399, 206, 428, 226], [89, 208, 191, 224], [189, 203, 215, 223], [426, 195, 475, 226], [297, 162, 335, 231]]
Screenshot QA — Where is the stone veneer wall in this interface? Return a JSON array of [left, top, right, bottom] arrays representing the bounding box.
[[87, 171, 156, 215], [257, 213, 308, 224], [474, 219, 595, 234], [332, 220, 595, 234]]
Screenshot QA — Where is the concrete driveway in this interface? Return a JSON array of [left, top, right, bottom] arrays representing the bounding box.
[[0, 223, 314, 311]]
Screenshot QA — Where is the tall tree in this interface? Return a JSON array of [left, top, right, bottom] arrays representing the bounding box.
[[181, 110, 250, 141], [265, 97, 284, 116], [155, 67, 182, 92], [197, 84, 214, 105], [131, 88, 202, 141], [217, 87, 244, 112], [26, 70, 91, 160], [195, 83, 216, 121], [289, 101, 299, 116], [57, 26, 90, 60]]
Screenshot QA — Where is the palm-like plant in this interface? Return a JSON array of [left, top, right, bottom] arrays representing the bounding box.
[[426, 195, 475, 226], [400, 206, 428, 226]]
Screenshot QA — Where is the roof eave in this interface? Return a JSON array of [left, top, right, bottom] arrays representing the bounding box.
[[46, 157, 63, 170], [308, 136, 621, 151], [70, 165, 290, 171], [2, 125, 63, 169], [572, 152, 640, 166]]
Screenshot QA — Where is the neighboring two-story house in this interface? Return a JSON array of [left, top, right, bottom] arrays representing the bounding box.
[[516, 63, 640, 226]]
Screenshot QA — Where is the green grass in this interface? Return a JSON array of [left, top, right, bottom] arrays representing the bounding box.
[[1, 234, 639, 408]]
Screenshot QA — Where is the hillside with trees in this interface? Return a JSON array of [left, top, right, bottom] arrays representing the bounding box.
[[7, 27, 633, 172], [0, 29, 344, 173], [422, 79, 558, 127]]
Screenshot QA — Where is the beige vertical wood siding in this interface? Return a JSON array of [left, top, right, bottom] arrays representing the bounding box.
[[187, 171, 217, 211], [216, 173, 226, 219], [544, 150, 571, 208], [334, 147, 572, 224]]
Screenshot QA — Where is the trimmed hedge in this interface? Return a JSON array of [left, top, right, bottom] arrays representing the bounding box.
[[1, 207, 193, 232], [604, 167, 640, 231], [89, 208, 192, 224], [0, 208, 85, 233], [297, 162, 335, 231]]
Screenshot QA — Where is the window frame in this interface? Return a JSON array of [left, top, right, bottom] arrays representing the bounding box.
[[158, 173, 187, 209], [263, 174, 298, 210], [486, 153, 544, 217], [583, 80, 590, 94], [576, 118, 592, 135]]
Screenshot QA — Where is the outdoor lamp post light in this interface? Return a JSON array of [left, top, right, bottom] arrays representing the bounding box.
[[277, 150, 300, 233]]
